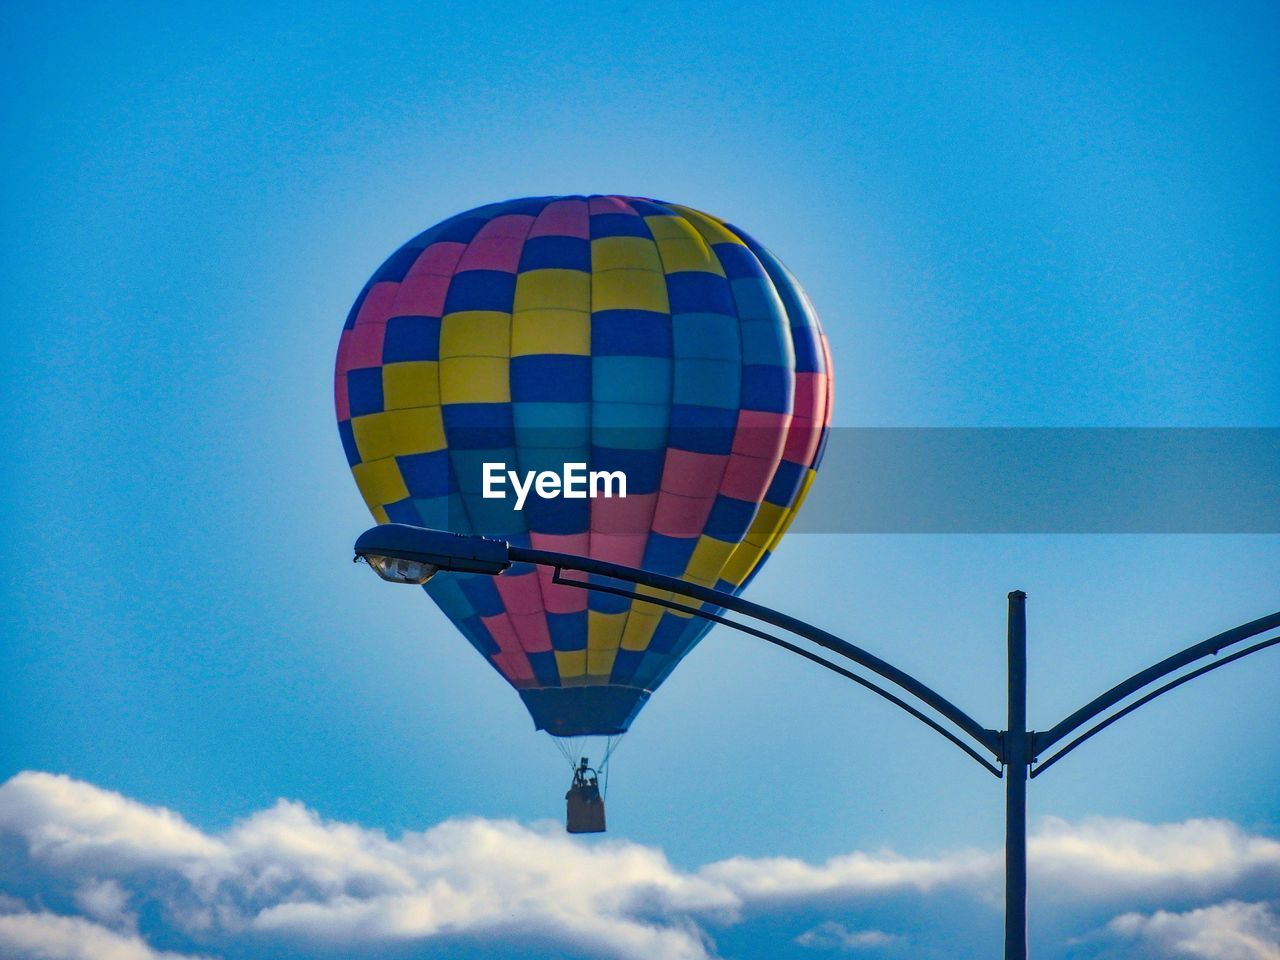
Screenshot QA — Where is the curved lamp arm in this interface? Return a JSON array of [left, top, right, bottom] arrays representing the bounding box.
[[354, 525, 1277, 777], [1031, 633, 1280, 777], [507, 544, 1002, 759], [351, 523, 1000, 761], [1033, 609, 1280, 756], [550, 568, 1003, 776]]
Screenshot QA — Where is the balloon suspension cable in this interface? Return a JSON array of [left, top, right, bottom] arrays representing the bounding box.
[[600, 734, 624, 798], [601, 734, 622, 769], [550, 733, 623, 797], [547, 732, 616, 783], [552, 735, 582, 770], [552, 737, 570, 767]]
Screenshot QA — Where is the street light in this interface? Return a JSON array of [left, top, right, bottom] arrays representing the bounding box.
[[354, 524, 511, 583], [353, 522, 1280, 960]]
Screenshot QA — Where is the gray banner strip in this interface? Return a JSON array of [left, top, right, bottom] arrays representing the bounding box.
[[793, 429, 1279, 533]]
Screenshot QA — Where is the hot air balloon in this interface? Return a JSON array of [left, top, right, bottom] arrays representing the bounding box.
[[335, 195, 832, 757]]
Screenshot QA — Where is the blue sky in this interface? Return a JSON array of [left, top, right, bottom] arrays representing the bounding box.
[[2, 2, 1278, 958]]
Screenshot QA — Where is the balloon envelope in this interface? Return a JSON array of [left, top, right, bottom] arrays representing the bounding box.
[[336, 196, 832, 736]]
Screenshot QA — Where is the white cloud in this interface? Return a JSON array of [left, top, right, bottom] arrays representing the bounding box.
[[73, 879, 135, 931], [795, 920, 900, 950], [2, 771, 1279, 960], [1033, 817, 1280, 901], [701, 845, 992, 901], [1107, 900, 1280, 960], [234, 806, 728, 960], [0, 772, 729, 960], [0, 910, 213, 960], [0, 772, 226, 885], [696, 815, 1280, 910]]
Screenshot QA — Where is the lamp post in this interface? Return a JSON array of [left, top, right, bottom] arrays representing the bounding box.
[[353, 523, 1280, 960], [1005, 590, 1028, 960]]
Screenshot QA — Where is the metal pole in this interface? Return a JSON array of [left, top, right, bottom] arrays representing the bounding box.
[[1005, 590, 1028, 960]]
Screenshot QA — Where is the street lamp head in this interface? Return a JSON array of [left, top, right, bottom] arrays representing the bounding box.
[[360, 553, 441, 584], [353, 524, 512, 584]]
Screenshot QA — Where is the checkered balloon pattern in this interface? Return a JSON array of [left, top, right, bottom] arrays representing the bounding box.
[[336, 196, 832, 736]]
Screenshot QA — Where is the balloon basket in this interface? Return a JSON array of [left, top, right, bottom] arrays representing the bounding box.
[[566, 759, 606, 833], [566, 788, 606, 833]]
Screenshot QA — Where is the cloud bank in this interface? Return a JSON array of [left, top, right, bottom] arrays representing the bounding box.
[[0, 909, 214, 960], [1108, 901, 1280, 960], [794, 921, 900, 951], [0, 771, 1276, 960]]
